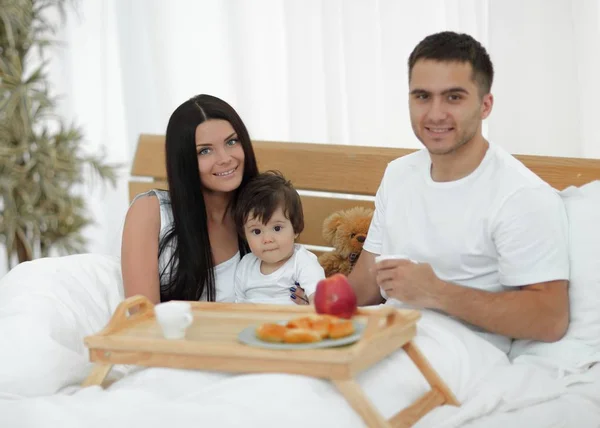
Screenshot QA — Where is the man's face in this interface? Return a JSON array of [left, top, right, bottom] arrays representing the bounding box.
[[408, 59, 493, 155]]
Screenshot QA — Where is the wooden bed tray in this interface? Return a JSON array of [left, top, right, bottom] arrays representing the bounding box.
[[83, 296, 459, 428]]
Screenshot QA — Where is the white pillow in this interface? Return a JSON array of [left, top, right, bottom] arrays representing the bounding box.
[[510, 180, 600, 369], [0, 254, 123, 398]]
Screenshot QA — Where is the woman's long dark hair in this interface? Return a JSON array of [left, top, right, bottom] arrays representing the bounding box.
[[159, 94, 259, 302]]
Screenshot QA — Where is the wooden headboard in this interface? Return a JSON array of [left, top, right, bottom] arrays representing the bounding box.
[[130, 134, 600, 252]]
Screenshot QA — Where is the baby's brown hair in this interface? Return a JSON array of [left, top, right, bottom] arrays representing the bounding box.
[[234, 170, 304, 238]]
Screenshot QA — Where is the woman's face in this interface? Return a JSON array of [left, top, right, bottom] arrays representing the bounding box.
[[195, 119, 245, 194]]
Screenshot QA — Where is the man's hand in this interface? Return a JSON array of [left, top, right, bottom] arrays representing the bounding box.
[[375, 259, 443, 308]]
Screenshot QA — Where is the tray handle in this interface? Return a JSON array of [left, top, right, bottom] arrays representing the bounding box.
[[98, 295, 155, 335], [357, 306, 399, 340]]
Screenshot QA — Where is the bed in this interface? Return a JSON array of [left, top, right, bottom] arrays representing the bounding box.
[[0, 137, 599, 427]]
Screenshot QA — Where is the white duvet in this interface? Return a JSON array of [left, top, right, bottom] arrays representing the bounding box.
[[0, 254, 598, 428]]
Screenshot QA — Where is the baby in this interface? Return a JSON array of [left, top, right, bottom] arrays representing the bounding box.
[[233, 170, 325, 305]]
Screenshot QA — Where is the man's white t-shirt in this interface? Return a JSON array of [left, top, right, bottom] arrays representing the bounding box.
[[234, 244, 325, 304], [363, 143, 570, 353]]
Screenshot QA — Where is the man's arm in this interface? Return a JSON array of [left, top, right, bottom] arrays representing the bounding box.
[[435, 279, 569, 342], [348, 249, 385, 306], [376, 259, 569, 342]]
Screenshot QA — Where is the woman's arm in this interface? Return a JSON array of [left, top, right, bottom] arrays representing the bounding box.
[[121, 195, 161, 303]]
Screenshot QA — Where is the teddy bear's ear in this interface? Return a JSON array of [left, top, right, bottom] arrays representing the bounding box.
[[322, 212, 344, 245]]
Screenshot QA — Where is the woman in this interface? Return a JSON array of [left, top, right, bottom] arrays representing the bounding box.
[[121, 94, 259, 303]]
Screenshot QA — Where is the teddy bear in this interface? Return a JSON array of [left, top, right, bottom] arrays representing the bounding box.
[[318, 206, 374, 278]]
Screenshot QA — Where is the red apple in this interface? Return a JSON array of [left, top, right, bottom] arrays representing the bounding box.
[[314, 274, 357, 319]]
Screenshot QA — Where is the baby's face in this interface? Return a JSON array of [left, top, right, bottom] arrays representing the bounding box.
[[244, 206, 297, 267]]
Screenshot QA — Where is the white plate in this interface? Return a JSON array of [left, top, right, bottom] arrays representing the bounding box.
[[238, 320, 366, 350]]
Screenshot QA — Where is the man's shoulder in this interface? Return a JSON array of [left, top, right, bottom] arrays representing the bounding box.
[[489, 144, 548, 189], [498, 183, 562, 217], [384, 149, 429, 179], [487, 144, 562, 212]]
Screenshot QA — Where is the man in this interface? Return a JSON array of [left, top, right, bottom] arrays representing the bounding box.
[[349, 31, 569, 353]]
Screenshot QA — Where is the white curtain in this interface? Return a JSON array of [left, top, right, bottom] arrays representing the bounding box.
[[1, 0, 599, 275]]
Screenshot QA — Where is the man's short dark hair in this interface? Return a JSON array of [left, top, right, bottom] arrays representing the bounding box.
[[234, 170, 304, 237], [408, 31, 494, 96]]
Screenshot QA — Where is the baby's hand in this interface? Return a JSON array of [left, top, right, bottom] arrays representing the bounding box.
[[290, 282, 309, 305]]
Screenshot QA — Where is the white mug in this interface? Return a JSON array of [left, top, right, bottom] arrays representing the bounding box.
[[375, 254, 418, 264], [154, 301, 194, 340]]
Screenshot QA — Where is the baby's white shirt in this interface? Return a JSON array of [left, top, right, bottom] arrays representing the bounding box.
[[234, 244, 325, 304]]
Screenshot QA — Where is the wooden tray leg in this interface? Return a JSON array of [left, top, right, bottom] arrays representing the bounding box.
[[333, 379, 391, 428], [403, 341, 459, 406], [81, 363, 113, 388], [389, 388, 445, 428], [387, 341, 460, 427]]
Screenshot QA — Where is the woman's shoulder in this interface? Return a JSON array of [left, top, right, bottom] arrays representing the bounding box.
[[121, 191, 162, 257], [128, 190, 170, 218], [125, 190, 170, 227], [131, 189, 170, 206], [125, 192, 160, 224]]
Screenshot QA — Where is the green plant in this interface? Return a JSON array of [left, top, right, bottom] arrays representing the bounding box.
[[0, 0, 119, 268]]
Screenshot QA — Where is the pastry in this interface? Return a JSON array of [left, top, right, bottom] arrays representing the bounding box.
[[306, 314, 334, 338], [283, 328, 322, 344], [255, 323, 287, 343], [255, 314, 355, 344], [286, 316, 312, 330], [328, 318, 355, 339]]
